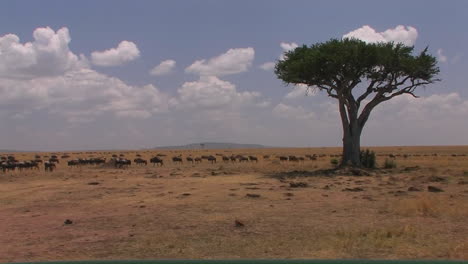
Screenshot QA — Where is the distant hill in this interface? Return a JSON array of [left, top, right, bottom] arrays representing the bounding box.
[[0, 149, 25, 153], [150, 142, 268, 150]]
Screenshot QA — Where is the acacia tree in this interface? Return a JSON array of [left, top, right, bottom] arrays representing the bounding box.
[[275, 38, 439, 167]]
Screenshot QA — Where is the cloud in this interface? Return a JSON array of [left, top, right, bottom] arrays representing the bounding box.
[[175, 75, 260, 108], [260, 42, 299, 70], [279, 42, 298, 60], [343, 25, 418, 46], [280, 42, 298, 52], [0, 27, 86, 79], [362, 92, 468, 145], [149, 59, 176, 76], [91, 40, 140, 66], [437, 49, 448, 63], [185, 47, 254, 76], [259, 62, 275, 71], [273, 103, 316, 120], [285, 84, 314, 99], [0, 68, 170, 122]]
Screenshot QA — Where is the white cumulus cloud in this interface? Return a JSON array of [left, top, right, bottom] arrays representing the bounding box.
[[0, 27, 86, 79], [273, 103, 316, 120], [150, 59, 176, 76], [0, 68, 170, 122], [185, 47, 254, 76], [176, 75, 260, 108], [437, 49, 448, 63], [259, 62, 276, 71], [343, 25, 418, 46], [280, 42, 298, 52], [261, 42, 300, 70], [285, 84, 314, 99], [91, 40, 140, 66], [279, 42, 299, 60]]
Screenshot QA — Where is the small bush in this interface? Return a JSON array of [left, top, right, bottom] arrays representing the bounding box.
[[330, 158, 339, 166], [383, 158, 397, 169], [360, 149, 376, 169]]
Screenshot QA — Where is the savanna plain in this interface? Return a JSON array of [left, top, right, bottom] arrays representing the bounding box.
[[1, 146, 468, 262]]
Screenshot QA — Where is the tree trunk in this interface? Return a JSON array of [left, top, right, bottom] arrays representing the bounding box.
[[341, 122, 362, 167], [338, 98, 363, 167]]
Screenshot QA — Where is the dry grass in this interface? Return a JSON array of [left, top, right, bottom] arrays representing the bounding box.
[[1, 146, 468, 262]]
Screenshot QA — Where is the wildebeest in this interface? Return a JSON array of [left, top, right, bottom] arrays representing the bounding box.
[[17, 161, 40, 170], [115, 159, 131, 168], [207, 155, 217, 163], [150, 157, 164, 166], [279, 156, 288, 161], [49, 157, 60, 164], [134, 158, 147, 166], [68, 160, 80, 167], [238, 155, 249, 162], [222, 156, 230, 162], [248, 156, 258, 162], [172, 156, 183, 164], [288, 155, 299, 162], [1, 161, 17, 172], [194, 157, 202, 163], [186, 157, 194, 163], [44, 162, 56, 172]]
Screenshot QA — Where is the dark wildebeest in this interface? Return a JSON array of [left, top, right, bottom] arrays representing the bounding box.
[[207, 155, 217, 164], [222, 156, 230, 162], [134, 158, 147, 166], [238, 155, 249, 162], [49, 157, 60, 164], [279, 156, 288, 161], [172, 156, 183, 164], [115, 159, 131, 168], [68, 160, 80, 168], [194, 157, 202, 164], [230, 155, 237, 162], [1, 161, 16, 172], [44, 162, 56, 172], [186, 157, 194, 163], [18, 161, 39, 170], [150, 157, 164, 166], [288, 155, 299, 162], [248, 156, 258, 162]]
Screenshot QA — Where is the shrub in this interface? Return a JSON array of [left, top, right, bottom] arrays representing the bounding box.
[[330, 158, 339, 166], [383, 158, 397, 169], [360, 149, 376, 169]]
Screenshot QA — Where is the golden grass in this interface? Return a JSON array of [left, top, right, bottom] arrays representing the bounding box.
[[1, 146, 468, 261]]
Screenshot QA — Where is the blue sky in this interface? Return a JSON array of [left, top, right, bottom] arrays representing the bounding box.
[[0, 0, 467, 150]]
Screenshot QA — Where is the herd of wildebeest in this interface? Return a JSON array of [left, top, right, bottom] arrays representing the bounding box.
[[1, 151, 467, 173]]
